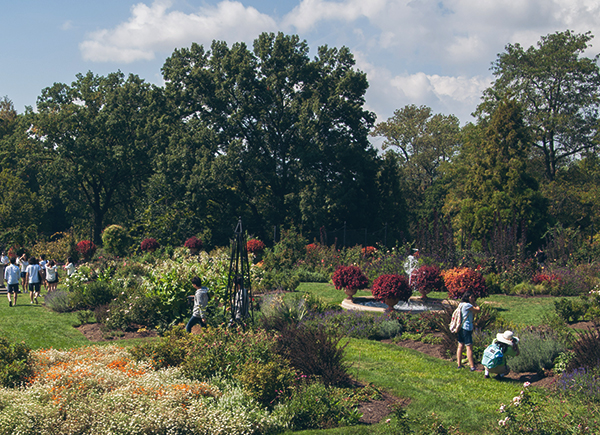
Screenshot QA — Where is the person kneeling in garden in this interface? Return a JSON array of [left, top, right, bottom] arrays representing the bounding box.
[[186, 276, 209, 333], [482, 330, 520, 379]]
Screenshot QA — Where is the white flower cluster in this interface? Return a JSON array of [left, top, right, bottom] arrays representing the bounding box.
[[0, 345, 287, 435], [497, 382, 531, 429]]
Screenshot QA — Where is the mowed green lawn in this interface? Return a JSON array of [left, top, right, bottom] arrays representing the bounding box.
[[0, 289, 90, 349], [299, 283, 560, 326]]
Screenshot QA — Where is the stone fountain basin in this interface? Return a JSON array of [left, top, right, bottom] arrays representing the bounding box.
[[341, 295, 446, 313]]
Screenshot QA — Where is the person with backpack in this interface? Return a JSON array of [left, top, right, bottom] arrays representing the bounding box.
[[455, 291, 481, 371], [482, 330, 520, 379]]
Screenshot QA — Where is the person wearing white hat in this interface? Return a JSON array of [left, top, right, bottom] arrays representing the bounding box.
[[483, 330, 520, 378]]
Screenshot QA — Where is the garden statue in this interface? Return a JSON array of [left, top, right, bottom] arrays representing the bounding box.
[[404, 250, 419, 286]]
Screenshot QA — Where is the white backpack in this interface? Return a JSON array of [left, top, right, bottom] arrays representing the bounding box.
[[449, 303, 464, 333]]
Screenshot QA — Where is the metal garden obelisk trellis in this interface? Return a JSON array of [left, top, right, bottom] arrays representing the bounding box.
[[225, 218, 253, 326]]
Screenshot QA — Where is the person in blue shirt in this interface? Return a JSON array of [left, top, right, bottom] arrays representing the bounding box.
[[456, 291, 481, 371], [4, 257, 21, 307]]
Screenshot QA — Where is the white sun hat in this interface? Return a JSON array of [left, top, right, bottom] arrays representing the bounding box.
[[496, 330, 519, 345]]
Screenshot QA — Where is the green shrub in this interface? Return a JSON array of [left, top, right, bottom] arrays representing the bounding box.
[[378, 319, 403, 339], [295, 269, 330, 283], [181, 327, 279, 381], [303, 310, 390, 340], [44, 290, 73, 313], [129, 325, 189, 369], [508, 328, 566, 374], [256, 269, 300, 292], [554, 297, 588, 323], [76, 310, 95, 326], [70, 281, 116, 311], [31, 231, 78, 264], [101, 225, 130, 256], [0, 337, 33, 388], [510, 282, 548, 296], [277, 382, 361, 430], [97, 288, 169, 332], [262, 226, 307, 272], [484, 272, 503, 294], [553, 350, 576, 374], [234, 356, 296, 407]]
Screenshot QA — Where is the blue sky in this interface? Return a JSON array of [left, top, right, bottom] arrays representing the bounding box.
[[2, 0, 600, 127]]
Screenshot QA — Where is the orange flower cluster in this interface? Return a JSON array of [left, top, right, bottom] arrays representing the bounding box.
[[441, 267, 488, 299]]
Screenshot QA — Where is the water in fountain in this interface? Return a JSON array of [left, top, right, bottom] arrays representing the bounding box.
[[352, 297, 439, 313]]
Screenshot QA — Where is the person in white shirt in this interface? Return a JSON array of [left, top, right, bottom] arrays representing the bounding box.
[[17, 254, 29, 293], [4, 256, 20, 307], [25, 257, 41, 304], [45, 260, 59, 292], [39, 254, 48, 291], [64, 257, 76, 277], [0, 252, 9, 288]]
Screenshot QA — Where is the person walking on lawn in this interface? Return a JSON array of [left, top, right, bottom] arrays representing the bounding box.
[[456, 291, 481, 371], [17, 254, 29, 293], [45, 260, 59, 292], [4, 256, 20, 306], [25, 257, 42, 304], [186, 276, 209, 333], [0, 251, 9, 288]]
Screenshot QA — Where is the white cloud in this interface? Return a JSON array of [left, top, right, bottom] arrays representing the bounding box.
[[356, 51, 491, 125], [282, 0, 386, 32], [80, 0, 277, 62], [76, 0, 600, 124]]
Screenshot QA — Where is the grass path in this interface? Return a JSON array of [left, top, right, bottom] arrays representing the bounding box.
[[0, 291, 89, 349], [346, 339, 522, 432]]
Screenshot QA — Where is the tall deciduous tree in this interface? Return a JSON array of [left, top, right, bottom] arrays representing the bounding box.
[[478, 30, 600, 181], [446, 99, 548, 246], [0, 96, 17, 141], [35, 71, 161, 244], [371, 104, 460, 190], [161, 32, 378, 240]]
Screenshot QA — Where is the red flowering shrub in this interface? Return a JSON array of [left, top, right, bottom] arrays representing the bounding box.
[[532, 273, 561, 285], [412, 265, 445, 298], [76, 240, 96, 261], [441, 267, 488, 300], [184, 236, 203, 251], [246, 239, 266, 254], [371, 274, 411, 302], [532, 272, 562, 293], [306, 243, 319, 254], [141, 238, 160, 252], [332, 266, 368, 291], [361, 246, 377, 257]]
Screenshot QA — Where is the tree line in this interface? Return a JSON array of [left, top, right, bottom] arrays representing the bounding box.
[[1, 30, 599, 256]]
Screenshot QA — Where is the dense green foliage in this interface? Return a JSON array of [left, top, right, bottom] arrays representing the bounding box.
[[0, 337, 32, 388], [1, 30, 599, 259]]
